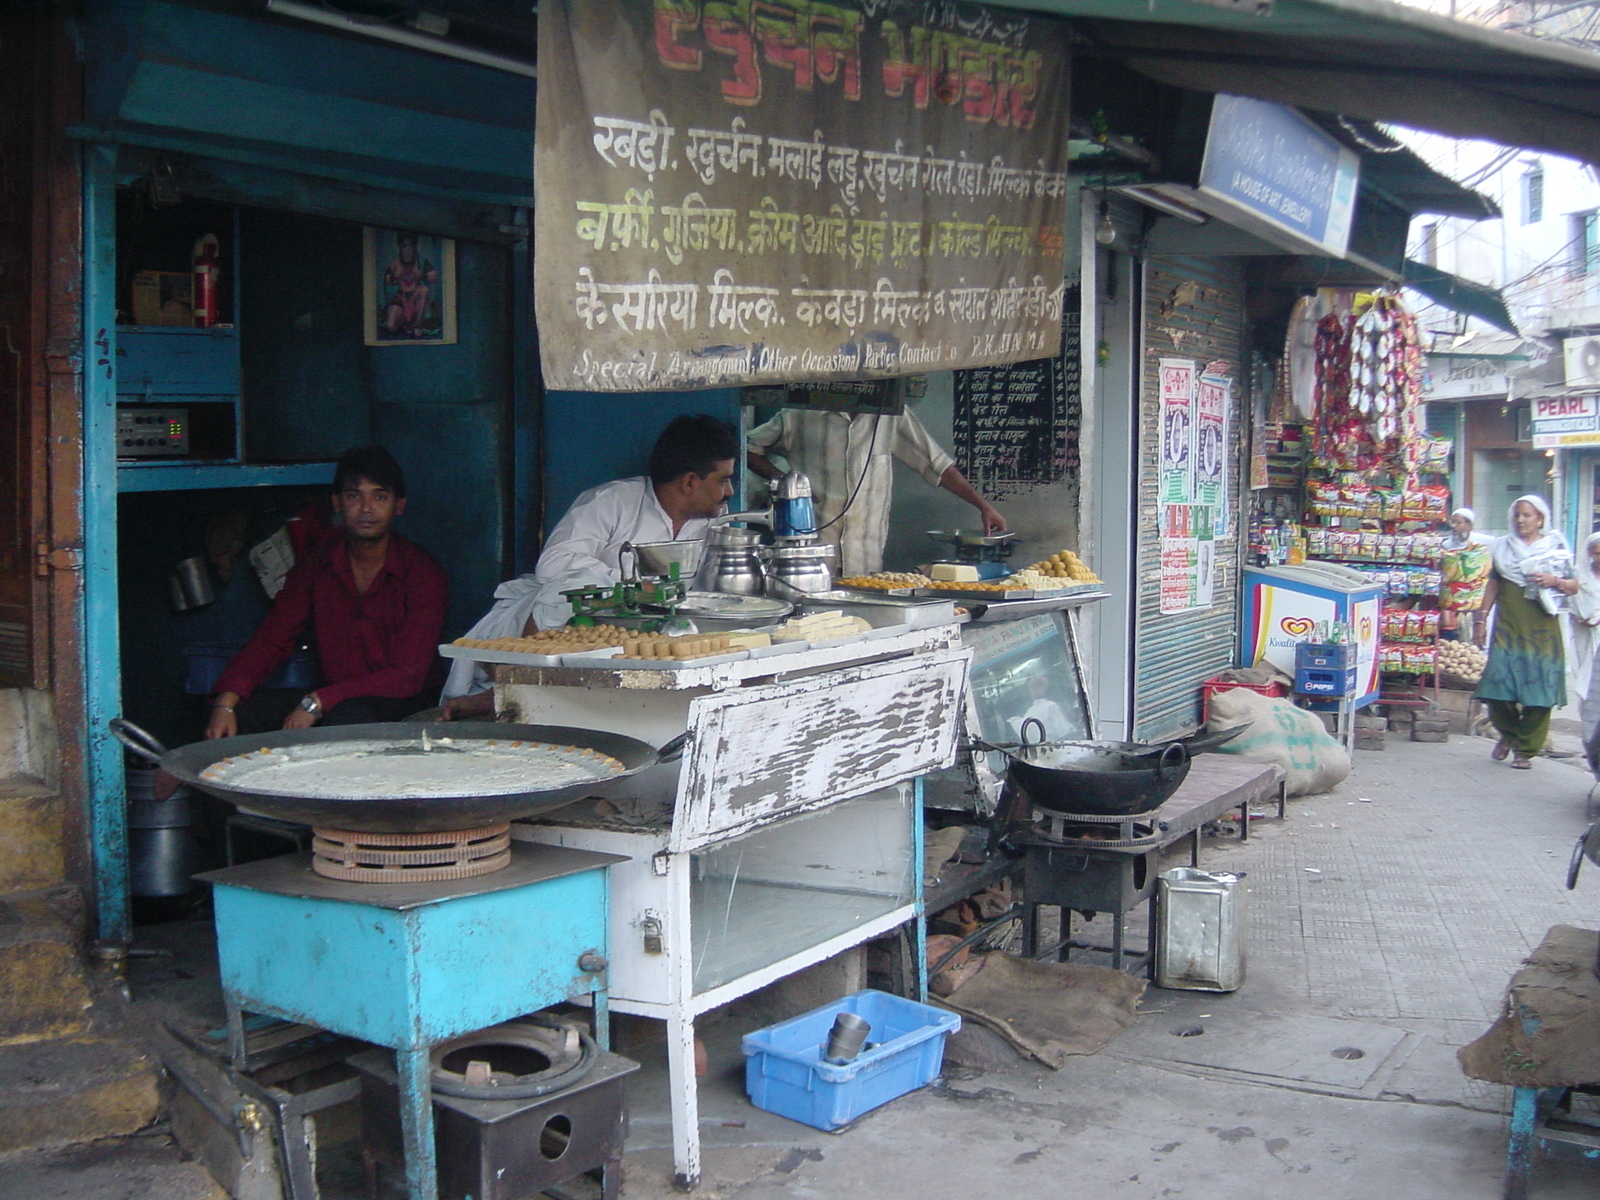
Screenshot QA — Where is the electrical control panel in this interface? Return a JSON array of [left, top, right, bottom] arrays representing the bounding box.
[[117, 406, 189, 457]]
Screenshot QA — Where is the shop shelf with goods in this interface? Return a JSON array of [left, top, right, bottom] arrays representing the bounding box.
[[1286, 290, 1454, 704], [1262, 420, 1309, 488], [1301, 502, 1447, 702], [111, 194, 336, 492]]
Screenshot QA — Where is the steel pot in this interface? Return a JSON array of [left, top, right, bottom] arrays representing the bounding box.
[[694, 527, 766, 596], [112, 718, 686, 834], [766, 542, 835, 596]]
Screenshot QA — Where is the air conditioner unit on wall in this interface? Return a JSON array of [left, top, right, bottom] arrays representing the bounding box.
[[1564, 335, 1600, 387]]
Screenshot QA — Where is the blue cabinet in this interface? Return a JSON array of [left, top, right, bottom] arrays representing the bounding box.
[[115, 326, 239, 398]]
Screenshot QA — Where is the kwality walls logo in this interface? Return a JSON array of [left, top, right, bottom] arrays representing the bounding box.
[[1279, 616, 1315, 637]]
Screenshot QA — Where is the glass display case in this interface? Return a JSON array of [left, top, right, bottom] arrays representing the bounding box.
[[688, 784, 915, 994]]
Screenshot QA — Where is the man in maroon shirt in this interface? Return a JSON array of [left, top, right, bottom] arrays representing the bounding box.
[[205, 446, 448, 739]]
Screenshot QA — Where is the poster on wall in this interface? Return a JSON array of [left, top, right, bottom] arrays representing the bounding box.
[[1159, 503, 1215, 615], [534, 0, 1074, 391], [1158, 357, 1195, 505], [1195, 370, 1232, 535], [362, 228, 457, 346]]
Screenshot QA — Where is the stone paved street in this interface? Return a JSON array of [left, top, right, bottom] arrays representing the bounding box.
[[614, 730, 1600, 1199]]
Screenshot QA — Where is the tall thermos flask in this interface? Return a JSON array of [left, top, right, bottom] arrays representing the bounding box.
[[192, 234, 221, 328]]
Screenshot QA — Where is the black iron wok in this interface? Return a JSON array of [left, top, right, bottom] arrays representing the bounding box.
[[975, 721, 1191, 816], [112, 719, 683, 833]]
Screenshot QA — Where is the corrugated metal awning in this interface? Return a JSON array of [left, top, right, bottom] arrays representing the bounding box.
[[1403, 260, 1519, 335], [1017, 0, 1600, 165]]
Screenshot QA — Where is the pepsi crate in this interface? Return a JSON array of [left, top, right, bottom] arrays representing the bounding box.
[[742, 989, 960, 1131], [1295, 642, 1358, 697]]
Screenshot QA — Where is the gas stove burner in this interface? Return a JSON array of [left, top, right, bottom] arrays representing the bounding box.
[[1026, 811, 1158, 844], [311, 822, 512, 882]]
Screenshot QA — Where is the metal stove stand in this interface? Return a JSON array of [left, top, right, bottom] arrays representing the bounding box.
[[199, 843, 623, 1200], [1011, 758, 1285, 972], [350, 1045, 639, 1200]]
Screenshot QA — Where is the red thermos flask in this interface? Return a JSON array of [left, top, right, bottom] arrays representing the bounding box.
[[192, 234, 220, 328]]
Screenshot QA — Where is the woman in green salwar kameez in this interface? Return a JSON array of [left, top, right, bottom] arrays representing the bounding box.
[[1477, 495, 1572, 769]]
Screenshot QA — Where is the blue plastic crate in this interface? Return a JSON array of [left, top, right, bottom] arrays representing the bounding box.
[[1294, 642, 1356, 672], [1295, 664, 1358, 696], [741, 989, 960, 1131]]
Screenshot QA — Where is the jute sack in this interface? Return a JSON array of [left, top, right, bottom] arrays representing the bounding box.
[[1206, 687, 1351, 796]]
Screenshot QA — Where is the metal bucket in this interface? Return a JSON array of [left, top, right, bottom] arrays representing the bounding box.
[[126, 763, 201, 898], [1155, 867, 1247, 992]]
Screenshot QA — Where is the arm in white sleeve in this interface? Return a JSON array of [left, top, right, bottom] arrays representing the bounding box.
[[440, 576, 544, 700], [527, 485, 635, 631], [889, 410, 955, 486], [746, 410, 789, 454]]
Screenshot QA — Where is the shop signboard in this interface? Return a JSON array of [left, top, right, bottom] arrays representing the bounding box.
[[1423, 354, 1511, 401], [1531, 393, 1600, 447], [535, 0, 1074, 391], [1198, 95, 1359, 258]]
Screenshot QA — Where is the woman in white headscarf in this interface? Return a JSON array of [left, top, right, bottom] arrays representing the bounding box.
[[1476, 495, 1572, 768], [1568, 532, 1600, 776]]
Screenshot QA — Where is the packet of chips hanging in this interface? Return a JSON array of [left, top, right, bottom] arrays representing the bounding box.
[[1440, 544, 1491, 610]]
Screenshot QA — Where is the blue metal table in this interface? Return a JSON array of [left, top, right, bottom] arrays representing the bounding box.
[[201, 843, 623, 1200]]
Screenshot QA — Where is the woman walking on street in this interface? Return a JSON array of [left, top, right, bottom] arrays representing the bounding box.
[[1569, 533, 1600, 776], [1477, 495, 1573, 769]]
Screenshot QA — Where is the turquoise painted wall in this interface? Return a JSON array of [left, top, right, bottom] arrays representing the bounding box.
[[238, 208, 509, 637], [540, 389, 742, 538]]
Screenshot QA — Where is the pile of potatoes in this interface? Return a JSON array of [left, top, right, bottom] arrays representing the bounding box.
[[1438, 639, 1486, 683]]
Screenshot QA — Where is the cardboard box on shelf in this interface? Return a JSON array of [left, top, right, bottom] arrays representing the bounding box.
[[131, 271, 193, 326]]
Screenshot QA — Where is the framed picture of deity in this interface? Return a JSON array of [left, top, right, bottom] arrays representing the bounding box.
[[362, 227, 457, 346]]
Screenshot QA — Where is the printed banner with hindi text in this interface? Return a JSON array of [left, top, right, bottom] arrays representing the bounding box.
[[534, 0, 1073, 391]]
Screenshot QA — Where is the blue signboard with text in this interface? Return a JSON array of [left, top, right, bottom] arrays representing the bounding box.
[[1199, 95, 1359, 256]]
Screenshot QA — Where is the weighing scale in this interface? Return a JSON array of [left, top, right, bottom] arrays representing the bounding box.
[[560, 557, 693, 631], [926, 529, 1018, 581]]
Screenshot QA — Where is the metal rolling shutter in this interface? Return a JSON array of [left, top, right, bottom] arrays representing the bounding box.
[[1133, 255, 1247, 739]]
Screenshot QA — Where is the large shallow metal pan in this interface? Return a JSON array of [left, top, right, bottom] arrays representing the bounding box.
[[113, 719, 681, 833]]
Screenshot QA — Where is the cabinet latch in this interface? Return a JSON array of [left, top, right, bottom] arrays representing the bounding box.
[[35, 543, 83, 576]]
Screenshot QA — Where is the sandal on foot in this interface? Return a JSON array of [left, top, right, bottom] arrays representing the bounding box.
[[1511, 757, 1533, 770], [1491, 739, 1510, 761]]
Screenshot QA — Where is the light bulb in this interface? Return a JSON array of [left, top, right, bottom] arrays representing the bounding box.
[[1095, 209, 1117, 246]]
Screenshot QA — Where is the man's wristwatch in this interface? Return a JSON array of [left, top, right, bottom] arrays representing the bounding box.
[[298, 693, 323, 717]]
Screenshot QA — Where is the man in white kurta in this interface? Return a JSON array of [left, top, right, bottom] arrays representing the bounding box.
[[442, 415, 736, 710], [746, 407, 1005, 577]]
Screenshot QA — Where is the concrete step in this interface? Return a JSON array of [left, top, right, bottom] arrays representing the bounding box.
[[0, 886, 93, 1045], [0, 1035, 160, 1154], [0, 776, 66, 893]]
